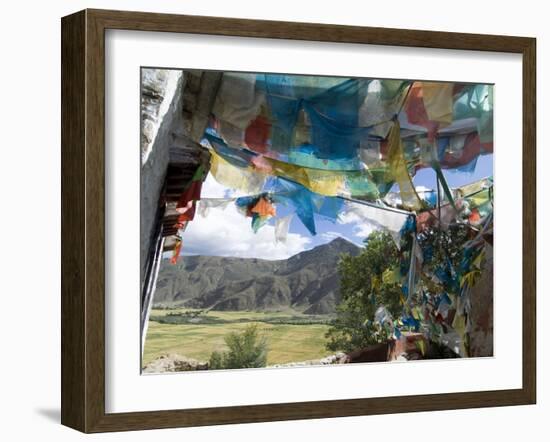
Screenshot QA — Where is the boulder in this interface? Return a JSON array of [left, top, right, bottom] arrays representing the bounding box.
[[142, 354, 208, 373]]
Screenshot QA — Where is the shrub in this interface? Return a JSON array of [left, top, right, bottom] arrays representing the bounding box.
[[208, 324, 268, 370], [208, 351, 224, 370]]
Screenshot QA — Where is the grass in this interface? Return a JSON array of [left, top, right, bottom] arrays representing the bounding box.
[[143, 309, 332, 367]]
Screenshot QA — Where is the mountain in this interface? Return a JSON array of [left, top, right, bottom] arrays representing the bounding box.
[[152, 237, 361, 314]]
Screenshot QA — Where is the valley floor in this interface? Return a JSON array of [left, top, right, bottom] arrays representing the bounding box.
[[143, 309, 332, 367]]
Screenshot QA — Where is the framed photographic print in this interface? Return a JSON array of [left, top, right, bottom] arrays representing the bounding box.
[[61, 9, 536, 433]]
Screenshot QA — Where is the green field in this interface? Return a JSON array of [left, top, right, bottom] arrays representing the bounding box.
[[143, 309, 332, 367]]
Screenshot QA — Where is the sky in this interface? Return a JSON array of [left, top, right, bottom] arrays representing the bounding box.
[[414, 153, 493, 189], [176, 153, 493, 261]]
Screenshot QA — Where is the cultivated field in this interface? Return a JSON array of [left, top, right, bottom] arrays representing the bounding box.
[[142, 309, 332, 367]]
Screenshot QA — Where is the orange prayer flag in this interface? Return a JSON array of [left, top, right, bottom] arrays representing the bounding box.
[[250, 197, 276, 217]]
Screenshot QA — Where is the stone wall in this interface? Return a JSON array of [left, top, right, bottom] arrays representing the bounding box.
[[140, 69, 185, 285], [469, 244, 494, 357]]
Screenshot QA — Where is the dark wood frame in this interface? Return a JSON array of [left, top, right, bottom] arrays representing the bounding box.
[[61, 8, 536, 433]]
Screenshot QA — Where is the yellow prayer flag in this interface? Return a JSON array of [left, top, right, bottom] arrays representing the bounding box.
[[210, 150, 266, 194], [422, 82, 454, 125], [387, 121, 423, 210]]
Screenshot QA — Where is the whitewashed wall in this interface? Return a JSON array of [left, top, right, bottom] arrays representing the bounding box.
[[140, 69, 184, 283]]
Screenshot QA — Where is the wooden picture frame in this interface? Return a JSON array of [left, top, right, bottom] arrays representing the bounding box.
[[61, 9, 536, 433]]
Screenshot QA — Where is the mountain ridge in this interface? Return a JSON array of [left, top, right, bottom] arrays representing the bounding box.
[[152, 237, 361, 314]]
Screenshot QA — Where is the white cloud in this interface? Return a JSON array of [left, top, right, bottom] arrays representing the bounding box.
[[415, 185, 433, 192], [180, 203, 312, 260], [337, 201, 409, 247], [337, 208, 376, 238], [351, 224, 376, 239], [200, 172, 251, 199], [320, 231, 341, 241], [320, 230, 361, 246], [200, 173, 229, 198]]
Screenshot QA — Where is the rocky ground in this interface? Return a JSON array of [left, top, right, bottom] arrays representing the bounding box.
[[267, 353, 347, 368], [142, 352, 347, 373], [142, 354, 208, 373]]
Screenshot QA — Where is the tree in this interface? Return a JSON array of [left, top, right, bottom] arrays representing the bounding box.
[[415, 223, 473, 298], [209, 324, 268, 369], [326, 223, 477, 355], [325, 230, 403, 353]]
